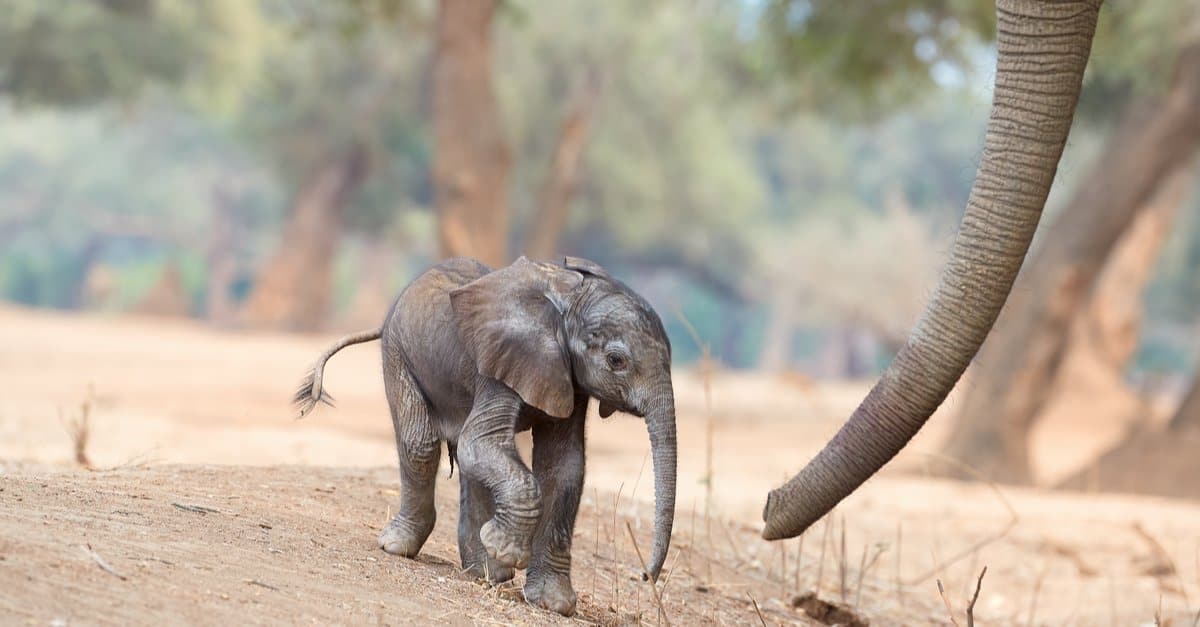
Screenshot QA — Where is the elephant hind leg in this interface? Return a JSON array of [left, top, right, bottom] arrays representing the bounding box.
[[379, 362, 440, 558], [457, 473, 515, 584]]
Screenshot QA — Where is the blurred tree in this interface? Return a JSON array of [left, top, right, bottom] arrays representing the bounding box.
[[240, 144, 370, 330], [757, 187, 945, 374], [1030, 162, 1194, 486], [431, 0, 510, 267], [0, 0, 265, 111], [1056, 364, 1200, 498], [522, 70, 601, 261], [745, 0, 994, 114], [502, 1, 765, 292], [942, 32, 1200, 483], [239, 0, 429, 330], [0, 106, 277, 311], [1, 1, 201, 106], [0, 0, 277, 316]]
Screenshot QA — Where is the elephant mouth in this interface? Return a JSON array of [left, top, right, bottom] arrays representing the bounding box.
[[598, 399, 639, 418]]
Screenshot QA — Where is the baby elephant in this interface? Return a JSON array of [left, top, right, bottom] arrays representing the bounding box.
[[294, 256, 677, 616]]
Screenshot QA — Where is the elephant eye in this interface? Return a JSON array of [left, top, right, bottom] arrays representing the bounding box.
[[605, 352, 628, 372]]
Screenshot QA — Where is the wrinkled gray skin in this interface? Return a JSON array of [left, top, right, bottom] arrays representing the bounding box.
[[295, 256, 676, 616], [760, 0, 1105, 540]]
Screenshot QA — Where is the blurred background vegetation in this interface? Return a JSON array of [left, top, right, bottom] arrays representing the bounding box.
[[0, 0, 1196, 381]]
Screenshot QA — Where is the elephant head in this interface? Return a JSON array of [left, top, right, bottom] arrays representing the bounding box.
[[450, 255, 676, 579], [761, 0, 1106, 540]]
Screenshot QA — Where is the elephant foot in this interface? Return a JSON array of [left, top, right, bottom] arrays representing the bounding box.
[[462, 557, 516, 584], [479, 519, 531, 569], [378, 511, 435, 558], [524, 570, 577, 616]]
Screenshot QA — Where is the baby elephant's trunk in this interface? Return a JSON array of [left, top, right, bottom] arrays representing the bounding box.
[[643, 381, 677, 581]]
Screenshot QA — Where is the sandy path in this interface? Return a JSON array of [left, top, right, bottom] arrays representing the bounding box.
[[2, 305, 1199, 625]]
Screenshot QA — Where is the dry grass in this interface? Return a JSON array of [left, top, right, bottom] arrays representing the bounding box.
[[6, 305, 1200, 625], [60, 387, 94, 470]]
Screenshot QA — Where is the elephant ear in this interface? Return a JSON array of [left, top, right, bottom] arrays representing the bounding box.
[[564, 256, 610, 279], [450, 256, 582, 418]]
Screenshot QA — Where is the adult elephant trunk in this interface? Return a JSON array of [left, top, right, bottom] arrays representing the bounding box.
[[643, 381, 677, 580], [761, 0, 1104, 541]]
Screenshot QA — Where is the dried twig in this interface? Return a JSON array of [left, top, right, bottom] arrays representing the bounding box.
[[81, 543, 127, 580], [895, 522, 904, 608], [593, 487, 600, 605], [172, 502, 221, 515], [720, 521, 747, 566], [838, 517, 848, 602], [747, 592, 767, 627], [1133, 521, 1188, 606], [625, 520, 671, 627], [673, 306, 714, 529], [687, 498, 697, 577], [937, 579, 961, 627], [659, 545, 686, 600], [854, 542, 888, 607], [966, 566, 988, 627], [628, 450, 650, 522], [246, 579, 280, 592], [795, 532, 805, 593], [61, 391, 94, 469], [906, 453, 1019, 584], [613, 483, 623, 611], [1108, 574, 1118, 627], [1026, 562, 1048, 627], [815, 516, 831, 594]]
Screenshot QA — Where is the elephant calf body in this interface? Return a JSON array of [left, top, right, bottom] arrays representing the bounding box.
[[295, 256, 677, 616]]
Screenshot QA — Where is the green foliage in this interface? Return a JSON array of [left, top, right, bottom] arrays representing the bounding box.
[[746, 0, 994, 115], [0, 105, 281, 307], [501, 1, 765, 270], [235, 0, 433, 231], [1, 0, 1197, 374], [0, 0, 258, 108]]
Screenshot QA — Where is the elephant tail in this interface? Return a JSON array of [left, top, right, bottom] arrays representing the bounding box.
[[293, 327, 383, 419]]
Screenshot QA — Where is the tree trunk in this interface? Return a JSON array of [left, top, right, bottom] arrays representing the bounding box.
[[338, 236, 397, 330], [135, 261, 191, 318], [1169, 374, 1200, 431], [940, 41, 1200, 484], [1056, 369, 1200, 498], [758, 292, 797, 372], [762, 0, 1104, 541], [523, 73, 601, 261], [240, 145, 368, 332], [1030, 162, 1193, 484], [432, 0, 510, 268], [206, 179, 239, 326]]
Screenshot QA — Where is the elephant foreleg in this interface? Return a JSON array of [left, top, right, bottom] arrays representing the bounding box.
[[457, 378, 541, 569], [523, 397, 587, 616]]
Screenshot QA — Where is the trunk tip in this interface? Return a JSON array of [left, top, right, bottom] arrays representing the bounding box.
[[761, 486, 815, 541]]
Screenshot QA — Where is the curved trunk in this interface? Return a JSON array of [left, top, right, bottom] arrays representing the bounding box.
[[941, 41, 1200, 482], [643, 382, 677, 580], [761, 0, 1103, 541]]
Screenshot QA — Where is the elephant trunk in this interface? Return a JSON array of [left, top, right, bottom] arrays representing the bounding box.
[[761, 0, 1104, 541], [643, 381, 676, 581]]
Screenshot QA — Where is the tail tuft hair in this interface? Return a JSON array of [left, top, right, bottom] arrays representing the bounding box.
[[293, 368, 336, 419], [291, 326, 383, 420]]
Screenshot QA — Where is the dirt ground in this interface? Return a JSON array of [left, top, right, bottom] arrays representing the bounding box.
[[2, 304, 1198, 625]]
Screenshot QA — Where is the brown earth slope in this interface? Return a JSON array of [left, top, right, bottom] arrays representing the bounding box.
[[2, 305, 1199, 625]]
